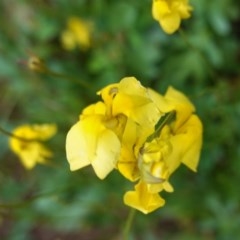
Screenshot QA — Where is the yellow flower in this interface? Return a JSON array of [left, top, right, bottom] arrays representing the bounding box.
[[66, 77, 203, 214], [148, 86, 202, 172], [122, 86, 202, 213], [61, 17, 92, 50], [66, 77, 162, 179], [9, 124, 57, 169], [124, 181, 165, 214], [152, 0, 193, 34]]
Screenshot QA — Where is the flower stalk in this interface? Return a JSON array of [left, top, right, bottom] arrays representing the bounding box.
[[0, 126, 33, 142], [27, 56, 92, 89], [122, 208, 136, 240]]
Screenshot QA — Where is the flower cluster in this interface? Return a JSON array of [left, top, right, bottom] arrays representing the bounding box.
[[152, 0, 193, 34], [9, 124, 57, 169], [61, 17, 92, 50], [66, 77, 202, 214]]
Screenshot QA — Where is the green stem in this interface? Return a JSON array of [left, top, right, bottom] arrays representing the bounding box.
[[0, 188, 65, 209], [123, 208, 136, 240], [0, 126, 35, 142], [28, 56, 93, 89], [46, 69, 93, 89]]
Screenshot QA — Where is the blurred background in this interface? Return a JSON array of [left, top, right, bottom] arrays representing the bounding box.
[[0, 0, 240, 239]]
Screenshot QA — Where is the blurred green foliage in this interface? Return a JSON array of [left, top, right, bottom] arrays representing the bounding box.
[[0, 0, 240, 239]]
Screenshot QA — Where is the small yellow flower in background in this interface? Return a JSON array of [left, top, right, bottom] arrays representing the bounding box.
[[9, 124, 57, 169], [61, 17, 92, 50], [152, 0, 193, 34], [66, 77, 202, 214]]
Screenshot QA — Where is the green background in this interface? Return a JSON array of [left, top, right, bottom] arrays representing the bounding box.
[[0, 0, 240, 239]]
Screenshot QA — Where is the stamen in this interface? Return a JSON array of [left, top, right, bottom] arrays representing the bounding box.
[[109, 87, 118, 98]]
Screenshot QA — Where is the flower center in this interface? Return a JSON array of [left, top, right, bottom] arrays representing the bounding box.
[[138, 134, 172, 184], [104, 114, 127, 140]]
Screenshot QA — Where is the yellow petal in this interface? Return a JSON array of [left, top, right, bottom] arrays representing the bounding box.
[[152, 0, 181, 34], [147, 88, 174, 113], [61, 30, 76, 50], [174, 114, 203, 171], [173, 0, 193, 19], [31, 124, 57, 140], [152, 0, 192, 34], [19, 143, 52, 169], [9, 124, 56, 169], [152, 0, 171, 20], [124, 181, 165, 214], [66, 121, 92, 171], [147, 181, 174, 193], [164, 86, 195, 131], [117, 119, 140, 181], [10, 124, 57, 141], [163, 181, 174, 192], [112, 78, 162, 127], [113, 94, 160, 127], [147, 183, 164, 193], [165, 114, 203, 173], [81, 101, 106, 118], [91, 128, 121, 179], [165, 86, 195, 111], [67, 17, 91, 49], [118, 77, 147, 96], [159, 12, 181, 34], [112, 93, 150, 117], [98, 83, 119, 107], [99, 77, 148, 108], [66, 116, 121, 179]]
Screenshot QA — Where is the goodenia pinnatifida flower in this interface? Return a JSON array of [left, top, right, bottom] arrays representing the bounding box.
[[152, 0, 193, 34], [9, 124, 57, 169], [66, 77, 202, 214]]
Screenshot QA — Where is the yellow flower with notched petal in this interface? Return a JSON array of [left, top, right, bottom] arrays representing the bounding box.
[[152, 0, 193, 34], [9, 124, 57, 169]]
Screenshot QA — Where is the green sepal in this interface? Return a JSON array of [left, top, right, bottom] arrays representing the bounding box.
[[146, 111, 176, 142]]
